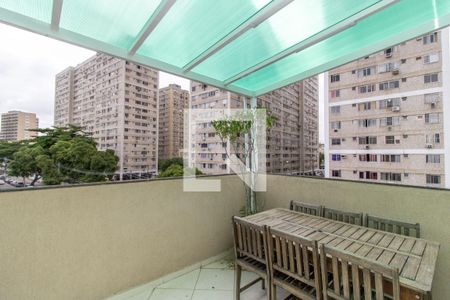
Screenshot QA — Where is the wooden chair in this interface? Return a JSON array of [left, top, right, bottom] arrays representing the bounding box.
[[232, 216, 270, 300], [322, 208, 364, 226], [365, 214, 421, 238], [290, 200, 323, 217], [266, 226, 322, 300], [320, 244, 400, 300]]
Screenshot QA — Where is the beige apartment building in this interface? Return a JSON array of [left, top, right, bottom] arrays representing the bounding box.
[[325, 29, 450, 188], [189, 78, 319, 175], [158, 84, 189, 161], [0, 111, 39, 141], [54, 53, 159, 178]]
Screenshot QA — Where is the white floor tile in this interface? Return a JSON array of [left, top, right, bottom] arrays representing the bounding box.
[[158, 270, 200, 290], [148, 288, 192, 300], [191, 290, 233, 300]]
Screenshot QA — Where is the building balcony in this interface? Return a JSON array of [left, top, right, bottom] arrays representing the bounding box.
[[0, 175, 448, 300]]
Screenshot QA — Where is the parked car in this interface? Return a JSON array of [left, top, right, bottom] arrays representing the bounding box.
[[15, 182, 25, 188], [0, 180, 5, 185]]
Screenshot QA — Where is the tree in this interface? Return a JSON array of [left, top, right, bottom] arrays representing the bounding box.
[[0, 140, 27, 175], [158, 157, 203, 178], [8, 146, 44, 185], [212, 110, 275, 216], [158, 157, 183, 172], [7, 126, 119, 185]]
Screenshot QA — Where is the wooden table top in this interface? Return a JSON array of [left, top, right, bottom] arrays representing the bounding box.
[[245, 208, 440, 293]]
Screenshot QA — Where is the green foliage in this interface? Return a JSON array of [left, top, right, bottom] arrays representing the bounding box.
[[158, 164, 203, 178], [158, 164, 184, 178], [212, 111, 276, 143], [158, 157, 183, 172], [6, 126, 118, 185], [157, 157, 203, 178]]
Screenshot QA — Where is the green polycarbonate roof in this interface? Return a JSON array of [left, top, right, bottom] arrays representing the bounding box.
[[0, 0, 450, 96]]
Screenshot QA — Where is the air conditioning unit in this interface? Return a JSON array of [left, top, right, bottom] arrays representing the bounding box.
[[365, 145, 370, 150], [341, 155, 347, 159], [392, 70, 399, 75], [392, 106, 401, 112], [388, 126, 392, 131], [334, 129, 338, 133], [403, 134, 408, 138], [425, 143, 433, 149], [385, 52, 392, 58], [431, 102, 437, 108]]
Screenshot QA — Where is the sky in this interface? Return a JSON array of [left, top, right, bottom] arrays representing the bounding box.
[[0, 23, 324, 142]]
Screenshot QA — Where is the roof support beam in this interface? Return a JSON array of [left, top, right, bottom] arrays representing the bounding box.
[[224, 0, 400, 86], [182, 0, 294, 73], [128, 0, 176, 55], [51, 0, 63, 31]]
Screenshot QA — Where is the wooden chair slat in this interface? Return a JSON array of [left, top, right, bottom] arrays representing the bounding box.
[[323, 207, 363, 226], [341, 259, 350, 298], [365, 214, 420, 238], [332, 257, 340, 294], [352, 264, 361, 300], [375, 273, 384, 300], [290, 200, 323, 217], [363, 269, 372, 300], [288, 240, 295, 273]]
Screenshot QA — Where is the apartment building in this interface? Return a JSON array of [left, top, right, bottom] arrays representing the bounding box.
[[158, 84, 189, 161], [0, 111, 39, 141], [189, 78, 319, 175], [54, 53, 159, 178], [325, 29, 450, 188]]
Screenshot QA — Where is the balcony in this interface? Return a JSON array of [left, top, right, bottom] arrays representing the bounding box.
[[0, 175, 448, 300]]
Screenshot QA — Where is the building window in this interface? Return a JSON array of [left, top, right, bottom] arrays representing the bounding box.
[[424, 93, 440, 104], [381, 172, 402, 182], [330, 90, 340, 98], [379, 80, 399, 90], [331, 138, 341, 145], [385, 136, 395, 144], [358, 101, 376, 111], [359, 136, 377, 145], [379, 98, 400, 109], [423, 53, 439, 64], [380, 116, 400, 126], [426, 174, 441, 184], [381, 154, 401, 162], [360, 171, 378, 180], [359, 154, 377, 162], [426, 154, 441, 164], [330, 74, 340, 82], [330, 121, 341, 130], [426, 133, 440, 144], [358, 119, 377, 127], [332, 154, 341, 161], [425, 113, 440, 124], [357, 66, 376, 77], [423, 32, 438, 45], [330, 106, 340, 114], [331, 170, 342, 177], [358, 84, 376, 94], [424, 73, 439, 83], [378, 62, 399, 73]]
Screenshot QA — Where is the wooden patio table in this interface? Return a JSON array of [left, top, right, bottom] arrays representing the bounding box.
[[245, 208, 440, 300]]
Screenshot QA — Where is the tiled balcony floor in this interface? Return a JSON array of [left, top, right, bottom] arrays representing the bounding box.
[[107, 254, 289, 300]]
